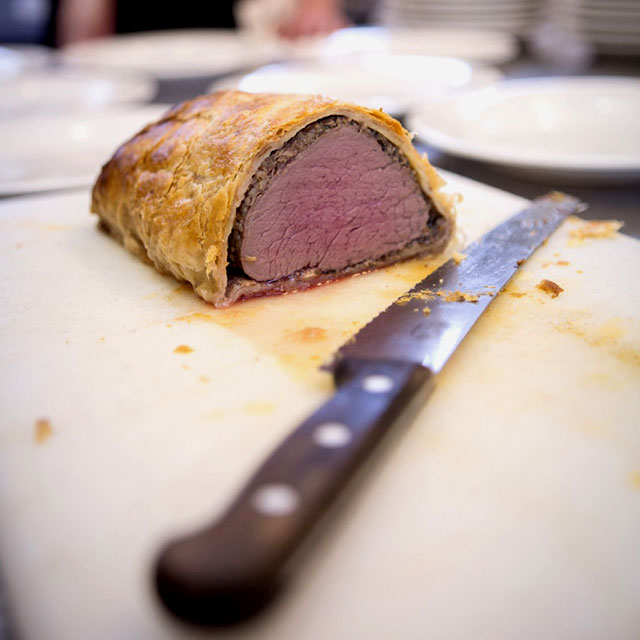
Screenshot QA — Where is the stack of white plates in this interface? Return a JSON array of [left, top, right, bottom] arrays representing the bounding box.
[[376, 0, 541, 35], [547, 0, 640, 55]]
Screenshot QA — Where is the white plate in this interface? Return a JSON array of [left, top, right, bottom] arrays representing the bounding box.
[[211, 55, 503, 116], [0, 44, 51, 79], [310, 26, 518, 64], [61, 29, 285, 79], [408, 77, 640, 179], [0, 66, 156, 117], [0, 106, 168, 196]]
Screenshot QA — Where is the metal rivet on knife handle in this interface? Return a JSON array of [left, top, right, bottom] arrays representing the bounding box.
[[361, 374, 395, 393], [251, 484, 300, 517], [313, 422, 352, 448]]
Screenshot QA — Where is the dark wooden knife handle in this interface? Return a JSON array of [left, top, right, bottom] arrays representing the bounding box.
[[155, 358, 433, 625]]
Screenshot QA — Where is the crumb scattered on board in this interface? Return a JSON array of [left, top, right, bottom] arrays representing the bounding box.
[[398, 287, 495, 306], [34, 418, 53, 444], [437, 290, 480, 303], [286, 327, 327, 342], [174, 345, 193, 354], [542, 260, 571, 267], [452, 252, 467, 265], [397, 290, 435, 305], [537, 279, 564, 298], [569, 219, 623, 241]]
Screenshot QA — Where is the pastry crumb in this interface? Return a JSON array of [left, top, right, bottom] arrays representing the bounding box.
[[452, 251, 467, 265], [536, 279, 564, 298], [34, 418, 53, 444], [570, 219, 623, 240], [286, 327, 327, 342], [397, 290, 435, 305], [422, 307, 431, 316], [174, 345, 194, 353], [398, 287, 490, 306], [437, 290, 479, 303]]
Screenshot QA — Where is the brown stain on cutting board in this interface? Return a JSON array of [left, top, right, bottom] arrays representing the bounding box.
[[582, 371, 621, 392], [541, 260, 570, 267], [567, 218, 624, 247], [555, 316, 640, 369], [244, 402, 276, 415], [174, 304, 338, 380], [286, 327, 327, 343], [169, 256, 448, 381], [169, 283, 194, 300], [174, 344, 193, 354], [34, 418, 53, 444]]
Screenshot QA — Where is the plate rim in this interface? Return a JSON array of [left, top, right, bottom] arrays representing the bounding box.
[[408, 76, 640, 173]]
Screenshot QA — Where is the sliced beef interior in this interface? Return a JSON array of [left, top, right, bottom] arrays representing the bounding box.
[[229, 116, 446, 283]]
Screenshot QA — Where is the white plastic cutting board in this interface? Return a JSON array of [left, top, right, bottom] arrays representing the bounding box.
[[1, 173, 639, 640]]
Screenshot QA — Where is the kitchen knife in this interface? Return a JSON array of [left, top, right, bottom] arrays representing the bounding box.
[[155, 193, 581, 625]]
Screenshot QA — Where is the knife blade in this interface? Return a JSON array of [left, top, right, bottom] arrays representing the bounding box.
[[154, 192, 581, 625]]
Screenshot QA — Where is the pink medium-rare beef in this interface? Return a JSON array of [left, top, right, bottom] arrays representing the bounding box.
[[229, 116, 449, 287]]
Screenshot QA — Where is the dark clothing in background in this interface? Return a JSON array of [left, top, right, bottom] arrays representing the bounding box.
[[115, 0, 236, 33], [0, 0, 56, 44]]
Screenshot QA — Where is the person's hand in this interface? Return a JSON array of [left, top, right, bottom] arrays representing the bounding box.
[[278, 0, 350, 40]]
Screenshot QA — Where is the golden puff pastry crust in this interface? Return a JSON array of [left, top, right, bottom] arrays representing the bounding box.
[[92, 90, 457, 306]]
